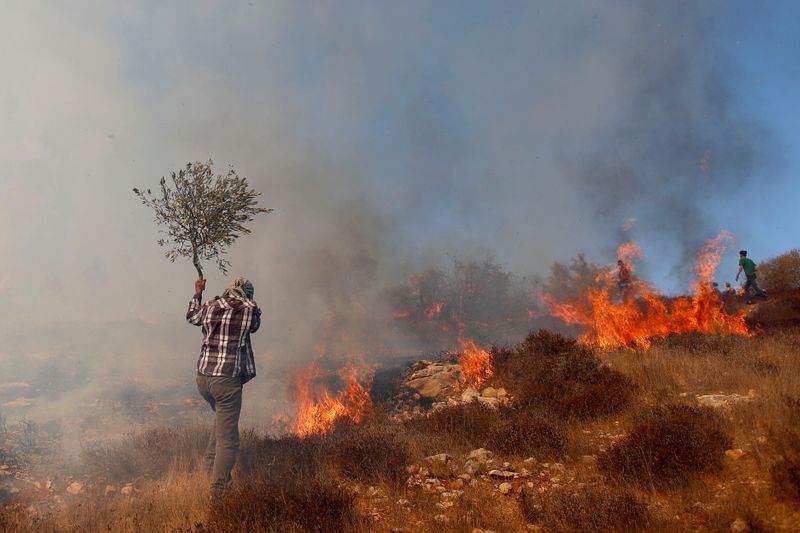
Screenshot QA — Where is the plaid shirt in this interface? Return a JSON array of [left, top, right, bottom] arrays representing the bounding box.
[[187, 293, 261, 383]]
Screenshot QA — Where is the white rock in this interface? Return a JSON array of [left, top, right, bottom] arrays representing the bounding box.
[[477, 396, 500, 409], [496, 388, 508, 398], [696, 392, 756, 409], [481, 387, 498, 398], [66, 481, 82, 495], [461, 388, 480, 402], [488, 470, 517, 479], [434, 514, 449, 523], [104, 485, 117, 496], [468, 448, 493, 462], [464, 459, 480, 474], [730, 517, 750, 532], [425, 453, 453, 464], [121, 483, 134, 496], [498, 482, 513, 495]]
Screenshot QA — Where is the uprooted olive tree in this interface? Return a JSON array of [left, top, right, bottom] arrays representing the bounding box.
[[134, 160, 272, 279]]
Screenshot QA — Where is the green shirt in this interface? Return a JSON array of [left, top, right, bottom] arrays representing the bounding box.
[[739, 257, 757, 276]]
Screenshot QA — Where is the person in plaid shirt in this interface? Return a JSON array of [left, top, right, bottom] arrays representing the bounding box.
[[187, 276, 261, 496]]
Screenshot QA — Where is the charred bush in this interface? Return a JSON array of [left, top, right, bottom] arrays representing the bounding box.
[[520, 485, 651, 532], [599, 404, 731, 490], [82, 425, 208, 482], [326, 420, 412, 484], [205, 475, 358, 533], [494, 330, 635, 419]]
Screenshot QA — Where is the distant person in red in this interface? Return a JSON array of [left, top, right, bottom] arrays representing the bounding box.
[[735, 250, 767, 304], [187, 276, 261, 497], [617, 259, 631, 295]]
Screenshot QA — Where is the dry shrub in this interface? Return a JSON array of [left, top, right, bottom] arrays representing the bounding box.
[[758, 249, 800, 293], [326, 420, 412, 484], [406, 401, 565, 458], [769, 394, 800, 503], [520, 485, 650, 532], [599, 404, 731, 490], [487, 408, 565, 457], [748, 291, 800, 329], [204, 476, 358, 533], [493, 330, 636, 419], [82, 425, 208, 482]]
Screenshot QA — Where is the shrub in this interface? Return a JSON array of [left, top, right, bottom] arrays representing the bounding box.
[[493, 330, 636, 419], [599, 404, 731, 490], [771, 456, 800, 503], [82, 425, 208, 482], [487, 408, 565, 457], [326, 421, 412, 484], [405, 401, 565, 458], [520, 485, 651, 532], [758, 249, 800, 293]]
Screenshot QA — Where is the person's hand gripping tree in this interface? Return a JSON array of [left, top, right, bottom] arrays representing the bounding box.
[[134, 160, 271, 279]]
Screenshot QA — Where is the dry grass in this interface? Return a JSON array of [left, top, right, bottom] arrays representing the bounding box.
[[81, 425, 209, 483], [8, 296, 800, 531], [521, 484, 652, 532], [599, 404, 731, 490]]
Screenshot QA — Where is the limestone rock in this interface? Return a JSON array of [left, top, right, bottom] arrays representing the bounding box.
[[481, 387, 498, 398], [488, 469, 516, 479], [730, 517, 750, 532], [461, 388, 480, 402], [425, 453, 453, 464], [477, 396, 500, 409], [406, 362, 461, 398], [696, 391, 756, 409], [468, 448, 493, 462]]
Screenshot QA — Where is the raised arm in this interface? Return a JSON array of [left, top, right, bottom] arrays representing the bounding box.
[[250, 306, 262, 334], [186, 279, 208, 326]]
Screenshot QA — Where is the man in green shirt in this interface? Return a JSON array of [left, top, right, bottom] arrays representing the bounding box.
[[735, 250, 767, 303]]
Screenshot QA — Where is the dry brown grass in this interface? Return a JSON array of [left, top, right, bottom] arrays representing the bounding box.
[[521, 484, 652, 532], [8, 303, 800, 531], [81, 425, 209, 483], [599, 404, 732, 490]]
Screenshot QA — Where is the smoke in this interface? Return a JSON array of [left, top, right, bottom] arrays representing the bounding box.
[[577, 1, 778, 285], [0, 1, 783, 445]]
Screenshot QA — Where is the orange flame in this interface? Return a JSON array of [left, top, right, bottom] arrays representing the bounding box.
[[291, 357, 374, 437], [546, 231, 750, 350], [458, 338, 494, 390], [423, 301, 444, 319]]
